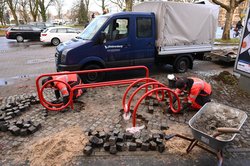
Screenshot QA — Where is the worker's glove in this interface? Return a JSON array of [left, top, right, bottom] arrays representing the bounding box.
[[63, 96, 69, 105]]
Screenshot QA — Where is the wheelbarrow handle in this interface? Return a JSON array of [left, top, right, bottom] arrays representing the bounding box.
[[213, 127, 240, 138], [216, 127, 240, 133]]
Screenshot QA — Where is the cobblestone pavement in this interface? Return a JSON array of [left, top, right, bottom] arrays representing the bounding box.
[[0, 61, 250, 165]]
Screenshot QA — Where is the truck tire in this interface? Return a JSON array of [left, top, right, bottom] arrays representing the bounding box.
[[81, 64, 105, 83], [174, 57, 190, 73], [16, 35, 24, 42], [51, 38, 60, 46]]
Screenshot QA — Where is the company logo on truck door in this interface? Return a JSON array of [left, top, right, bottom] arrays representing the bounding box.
[[104, 45, 123, 49]]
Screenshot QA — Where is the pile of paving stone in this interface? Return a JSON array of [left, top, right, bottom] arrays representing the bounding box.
[[83, 129, 167, 155], [0, 119, 42, 136], [0, 93, 41, 136]]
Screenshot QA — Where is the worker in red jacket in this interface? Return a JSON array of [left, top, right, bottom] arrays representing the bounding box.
[[42, 74, 83, 105], [175, 77, 212, 111]]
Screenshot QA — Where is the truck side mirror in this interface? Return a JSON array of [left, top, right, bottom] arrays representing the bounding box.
[[99, 31, 106, 44]]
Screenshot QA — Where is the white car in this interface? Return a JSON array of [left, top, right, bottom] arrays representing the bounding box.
[[40, 27, 81, 46]]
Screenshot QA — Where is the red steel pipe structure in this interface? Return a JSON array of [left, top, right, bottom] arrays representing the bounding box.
[[36, 66, 149, 111], [132, 87, 181, 127]]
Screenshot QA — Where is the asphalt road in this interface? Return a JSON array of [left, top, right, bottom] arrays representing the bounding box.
[[0, 37, 56, 84]]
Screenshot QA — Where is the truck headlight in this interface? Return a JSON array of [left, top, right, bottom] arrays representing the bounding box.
[[61, 52, 66, 63], [61, 49, 71, 64]]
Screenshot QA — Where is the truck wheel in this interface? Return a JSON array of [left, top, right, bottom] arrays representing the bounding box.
[[81, 64, 105, 83], [174, 57, 190, 73], [51, 38, 60, 46], [16, 35, 24, 42]]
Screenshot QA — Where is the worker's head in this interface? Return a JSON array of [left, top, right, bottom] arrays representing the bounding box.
[[175, 77, 188, 90], [42, 76, 53, 88]]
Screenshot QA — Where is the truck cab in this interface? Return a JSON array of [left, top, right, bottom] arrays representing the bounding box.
[[56, 12, 156, 83]]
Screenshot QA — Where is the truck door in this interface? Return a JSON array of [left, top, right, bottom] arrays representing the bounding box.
[[132, 17, 155, 65], [103, 18, 132, 67]]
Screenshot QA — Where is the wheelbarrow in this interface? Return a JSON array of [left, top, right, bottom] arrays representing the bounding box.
[[166, 102, 247, 166]]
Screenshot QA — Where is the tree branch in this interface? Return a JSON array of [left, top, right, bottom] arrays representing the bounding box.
[[236, 0, 246, 6], [212, 0, 230, 11]]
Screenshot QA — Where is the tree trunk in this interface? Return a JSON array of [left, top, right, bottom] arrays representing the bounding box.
[[222, 8, 235, 40], [11, 9, 18, 25], [125, 0, 133, 11]]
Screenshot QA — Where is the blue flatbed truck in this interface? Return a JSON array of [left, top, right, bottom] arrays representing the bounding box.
[[55, 1, 218, 83]]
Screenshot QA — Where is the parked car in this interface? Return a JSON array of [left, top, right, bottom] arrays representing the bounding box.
[[40, 27, 81, 46], [5, 25, 43, 42], [28, 22, 54, 30]]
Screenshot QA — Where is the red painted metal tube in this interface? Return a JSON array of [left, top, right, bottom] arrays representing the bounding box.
[[122, 78, 159, 113], [40, 79, 74, 111], [36, 66, 149, 111], [125, 81, 166, 115], [132, 87, 181, 127]]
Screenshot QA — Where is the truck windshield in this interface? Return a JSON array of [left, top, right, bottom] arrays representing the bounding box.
[[78, 16, 109, 40]]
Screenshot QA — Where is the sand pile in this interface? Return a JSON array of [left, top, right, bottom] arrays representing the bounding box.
[[24, 126, 87, 166]]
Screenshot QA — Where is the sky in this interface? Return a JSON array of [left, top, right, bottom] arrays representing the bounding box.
[[48, 0, 120, 16]]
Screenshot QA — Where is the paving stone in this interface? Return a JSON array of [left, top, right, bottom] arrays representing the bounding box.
[[4, 116, 12, 121], [156, 138, 163, 145], [97, 139, 104, 148], [135, 139, 142, 148], [10, 126, 20, 136], [141, 143, 149, 151], [157, 144, 165, 153], [98, 131, 106, 139], [150, 141, 157, 151], [109, 136, 117, 146], [28, 126, 37, 134], [84, 146, 93, 156], [160, 122, 169, 130], [113, 129, 120, 136], [117, 133, 124, 142], [128, 142, 137, 151], [20, 129, 28, 136], [116, 142, 124, 151], [109, 145, 117, 154], [125, 132, 133, 140], [148, 106, 154, 114], [103, 142, 110, 151]]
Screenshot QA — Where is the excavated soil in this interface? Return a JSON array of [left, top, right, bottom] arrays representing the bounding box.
[[21, 126, 87, 166], [212, 71, 238, 85], [191, 103, 246, 141]]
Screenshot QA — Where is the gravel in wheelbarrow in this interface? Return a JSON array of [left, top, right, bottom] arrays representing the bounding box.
[[189, 102, 247, 151]]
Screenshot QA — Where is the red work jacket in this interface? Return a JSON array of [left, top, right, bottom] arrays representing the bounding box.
[[187, 77, 212, 109], [175, 77, 212, 110], [52, 74, 82, 98]]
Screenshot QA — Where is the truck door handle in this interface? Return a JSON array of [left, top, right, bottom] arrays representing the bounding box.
[[124, 44, 131, 48]]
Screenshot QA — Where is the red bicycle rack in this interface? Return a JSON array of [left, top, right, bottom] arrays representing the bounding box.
[[36, 66, 149, 111], [131, 87, 181, 127], [122, 78, 181, 127]]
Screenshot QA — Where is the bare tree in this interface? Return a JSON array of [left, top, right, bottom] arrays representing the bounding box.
[[125, 0, 133, 11], [110, 0, 125, 10], [6, 0, 19, 25], [29, 0, 39, 22], [84, 0, 89, 12], [95, 0, 109, 13], [78, 0, 88, 24], [38, 0, 54, 22], [55, 0, 63, 19], [18, 0, 29, 23], [0, 0, 6, 25], [212, 0, 245, 40]]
